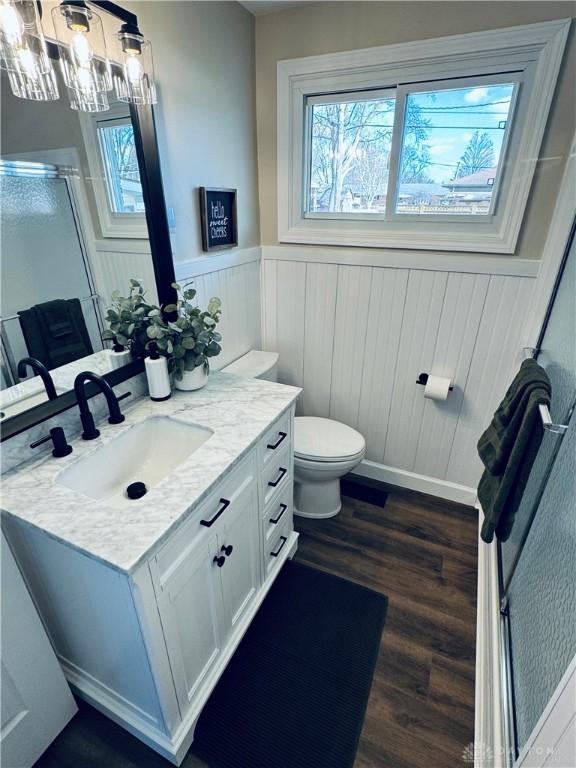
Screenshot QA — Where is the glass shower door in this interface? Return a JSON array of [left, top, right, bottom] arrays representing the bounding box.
[[500, 223, 576, 756]]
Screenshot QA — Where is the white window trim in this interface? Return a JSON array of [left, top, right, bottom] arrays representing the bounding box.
[[78, 104, 148, 239], [277, 19, 570, 254]]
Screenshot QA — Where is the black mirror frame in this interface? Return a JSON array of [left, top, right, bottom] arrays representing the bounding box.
[[0, 0, 178, 443]]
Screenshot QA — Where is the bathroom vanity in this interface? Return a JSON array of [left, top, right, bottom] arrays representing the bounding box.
[[1, 372, 300, 765]]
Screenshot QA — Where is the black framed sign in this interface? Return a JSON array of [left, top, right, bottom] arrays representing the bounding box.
[[199, 187, 238, 252]]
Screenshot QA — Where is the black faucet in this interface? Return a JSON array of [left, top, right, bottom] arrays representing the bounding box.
[[74, 372, 130, 440], [17, 357, 58, 400]]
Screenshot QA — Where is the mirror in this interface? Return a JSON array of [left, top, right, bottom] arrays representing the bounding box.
[[0, 54, 172, 428]]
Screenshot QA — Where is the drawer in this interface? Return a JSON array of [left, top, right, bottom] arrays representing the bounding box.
[[260, 444, 291, 508], [264, 517, 292, 577], [263, 484, 293, 541], [152, 453, 257, 591], [259, 411, 291, 468]]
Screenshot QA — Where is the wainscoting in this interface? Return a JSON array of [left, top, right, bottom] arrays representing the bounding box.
[[91, 240, 158, 306], [175, 248, 262, 370], [262, 246, 537, 497]]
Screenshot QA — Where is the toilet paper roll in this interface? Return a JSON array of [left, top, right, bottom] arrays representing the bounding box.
[[423, 375, 452, 401]]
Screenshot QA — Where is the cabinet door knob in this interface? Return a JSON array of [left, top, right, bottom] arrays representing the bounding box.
[[213, 555, 226, 568], [221, 544, 233, 557], [267, 431, 287, 450], [268, 467, 287, 488], [201, 498, 230, 527], [270, 503, 287, 525]]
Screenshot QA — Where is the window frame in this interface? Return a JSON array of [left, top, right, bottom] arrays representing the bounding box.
[[277, 20, 570, 254], [79, 102, 148, 239]]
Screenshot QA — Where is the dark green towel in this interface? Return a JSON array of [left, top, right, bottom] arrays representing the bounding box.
[[478, 359, 551, 474], [478, 360, 551, 543], [18, 298, 93, 371]]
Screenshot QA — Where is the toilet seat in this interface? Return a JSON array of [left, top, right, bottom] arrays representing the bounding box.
[[294, 417, 366, 463]]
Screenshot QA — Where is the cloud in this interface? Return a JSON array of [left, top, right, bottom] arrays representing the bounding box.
[[465, 87, 488, 104]]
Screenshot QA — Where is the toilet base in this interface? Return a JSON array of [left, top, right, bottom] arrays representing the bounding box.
[[293, 475, 342, 519]]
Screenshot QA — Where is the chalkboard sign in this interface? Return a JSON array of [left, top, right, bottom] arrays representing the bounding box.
[[199, 187, 238, 252]]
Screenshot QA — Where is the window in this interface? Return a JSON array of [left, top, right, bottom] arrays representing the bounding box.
[[394, 81, 516, 217], [97, 118, 145, 215], [307, 89, 396, 215], [79, 102, 148, 239], [279, 20, 569, 253]]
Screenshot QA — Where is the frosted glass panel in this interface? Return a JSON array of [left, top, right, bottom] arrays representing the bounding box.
[[0, 176, 94, 313], [501, 233, 576, 584], [0, 174, 103, 370], [504, 227, 576, 751], [508, 408, 576, 749]]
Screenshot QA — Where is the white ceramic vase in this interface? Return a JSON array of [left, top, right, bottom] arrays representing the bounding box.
[[174, 363, 209, 391]]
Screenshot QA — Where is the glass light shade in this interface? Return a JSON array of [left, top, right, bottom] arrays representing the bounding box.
[[114, 31, 157, 105], [6, 61, 59, 100], [0, 0, 51, 76], [66, 83, 109, 112], [51, 2, 112, 94]]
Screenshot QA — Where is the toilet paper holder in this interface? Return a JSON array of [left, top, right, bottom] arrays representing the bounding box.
[[416, 373, 454, 391]]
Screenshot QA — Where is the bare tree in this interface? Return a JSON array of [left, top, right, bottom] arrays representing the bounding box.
[[456, 131, 495, 178]]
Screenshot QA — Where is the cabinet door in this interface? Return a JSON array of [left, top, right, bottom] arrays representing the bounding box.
[[153, 536, 225, 714], [218, 485, 260, 633]]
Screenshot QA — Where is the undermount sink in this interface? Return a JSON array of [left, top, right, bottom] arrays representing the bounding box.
[[56, 415, 214, 507]]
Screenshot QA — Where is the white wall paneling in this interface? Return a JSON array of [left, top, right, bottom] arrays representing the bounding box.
[[177, 250, 262, 371], [302, 263, 338, 417], [446, 275, 535, 488], [92, 241, 157, 307], [262, 252, 536, 495]]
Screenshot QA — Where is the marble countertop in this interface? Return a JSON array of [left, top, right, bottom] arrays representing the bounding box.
[[1, 372, 300, 574]]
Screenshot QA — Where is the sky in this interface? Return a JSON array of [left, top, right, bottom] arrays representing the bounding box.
[[408, 83, 516, 185]]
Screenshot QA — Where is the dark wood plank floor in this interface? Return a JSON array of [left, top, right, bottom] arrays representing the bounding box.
[[294, 481, 478, 768]]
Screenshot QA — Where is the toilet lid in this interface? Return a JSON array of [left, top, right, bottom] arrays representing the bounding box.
[[294, 417, 366, 462]]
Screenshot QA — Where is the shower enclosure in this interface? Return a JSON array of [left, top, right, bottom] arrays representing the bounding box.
[[499, 221, 576, 762], [0, 160, 104, 386]]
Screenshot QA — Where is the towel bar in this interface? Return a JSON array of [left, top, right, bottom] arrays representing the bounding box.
[[522, 347, 569, 434]]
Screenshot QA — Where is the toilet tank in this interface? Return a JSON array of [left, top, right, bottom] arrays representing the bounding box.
[[222, 350, 279, 382]]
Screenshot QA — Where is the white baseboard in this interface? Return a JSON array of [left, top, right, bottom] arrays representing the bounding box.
[[352, 458, 477, 505]]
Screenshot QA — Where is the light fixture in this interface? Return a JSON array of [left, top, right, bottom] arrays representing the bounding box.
[[67, 82, 108, 112], [0, 0, 57, 100], [114, 24, 157, 105], [1, 1, 157, 110], [51, 0, 112, 99]]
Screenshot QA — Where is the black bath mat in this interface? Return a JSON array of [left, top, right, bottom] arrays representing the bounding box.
[[193, 560, 388, 768]]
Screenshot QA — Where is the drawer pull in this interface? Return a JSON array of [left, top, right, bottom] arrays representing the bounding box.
[[267, 431, 287, 450], [213, 555, 226, 568], [268, 467, 287, 488], [270, 536, 288, 558], [270, 503, 288, 525], [200, 498, 230, 527], [221, 544, 233, 557]]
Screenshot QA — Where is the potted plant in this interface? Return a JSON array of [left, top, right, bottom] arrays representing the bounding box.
[[102, 279, 160, 358], [147, 282, 223, 391]]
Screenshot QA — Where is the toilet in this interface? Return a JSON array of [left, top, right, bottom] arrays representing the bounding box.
[[222, 351, 366, 519]]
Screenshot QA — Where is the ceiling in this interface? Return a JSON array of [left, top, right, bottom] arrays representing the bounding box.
[[239, 1, 315, 16]]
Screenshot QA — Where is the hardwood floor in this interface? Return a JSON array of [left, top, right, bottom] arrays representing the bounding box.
[[294, 480, 478, 768]]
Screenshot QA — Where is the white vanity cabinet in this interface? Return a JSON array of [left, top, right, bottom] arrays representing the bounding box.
[[2, 404, 298, 766], [149, 460, 261, 715]]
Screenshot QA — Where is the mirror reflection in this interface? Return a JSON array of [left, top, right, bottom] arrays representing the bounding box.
[[0, 61, 157, 422]]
